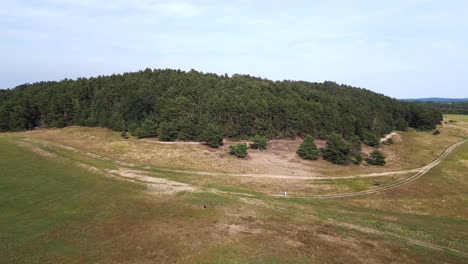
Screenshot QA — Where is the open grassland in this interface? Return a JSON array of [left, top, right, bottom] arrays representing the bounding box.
[[1, 115, 468, 263], [1, 137, 467, 263]]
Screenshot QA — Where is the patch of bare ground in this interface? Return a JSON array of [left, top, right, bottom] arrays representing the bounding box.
[[15, 140, 57, 158], [106, 168, 198, 194]]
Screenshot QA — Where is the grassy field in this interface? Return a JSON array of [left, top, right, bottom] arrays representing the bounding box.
[[1, 115, 468, 263]]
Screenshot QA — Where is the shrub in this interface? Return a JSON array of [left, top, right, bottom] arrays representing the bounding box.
[[121, 131, 129, 139], [354, 152, 363, 164], [366, 150, 386, 165], [229, 144, 248, 158], [322, 133, 353, 165], [158, 121, 178, 141], [250, 135, 268, 150], [297, 135, 320, 160], [200, 124, 224, 148], [433, 129, 440, 135]]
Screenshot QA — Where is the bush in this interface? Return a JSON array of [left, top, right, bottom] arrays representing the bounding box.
[[297, 135, 320, 160], [383, 138, 394, 145], [322, 133, 353, 165], [229, 144, 248, 158], [354, 152, 363, 164], [134, 119, 158, 139], [433, 129, 440, 135], [200, 124, 224, 148], [363, 131, 380, 147], [250, 135, 268, 150], [121, 131, 129, 139], [159, 121, 178, 141], [366, 150, 386, 165]]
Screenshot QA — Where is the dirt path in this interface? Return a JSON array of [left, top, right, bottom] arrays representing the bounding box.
[[23, 138, 465, 183], [286, 138, 467, 198], [15, 138, 468, 257]]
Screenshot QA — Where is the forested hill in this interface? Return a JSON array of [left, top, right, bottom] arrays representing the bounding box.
[[0, 69, 441, 141]]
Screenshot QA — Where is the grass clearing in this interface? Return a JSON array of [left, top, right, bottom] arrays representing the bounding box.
[[1, 115, 468, 263]]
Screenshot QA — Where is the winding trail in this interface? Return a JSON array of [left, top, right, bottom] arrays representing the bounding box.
[[17, 137, 468, 257], [23, 137, 467, 198], [288, 138, 467, 198]]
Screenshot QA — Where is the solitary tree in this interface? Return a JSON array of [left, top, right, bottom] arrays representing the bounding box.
[[297, 135, 320, 160], [322, 133, 353, 165], [366, 150, 386, 165], [250, 135, 268, 150], [229, 144, 248, 158]]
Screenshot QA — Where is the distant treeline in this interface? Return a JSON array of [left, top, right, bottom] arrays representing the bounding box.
[[420, 103, 468, 115], [0, 69, 442, 141]]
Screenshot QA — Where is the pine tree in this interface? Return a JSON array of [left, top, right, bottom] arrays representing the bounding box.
[[322, 133, 352, 165], [200, 124, 224, 148], [366, 150, 386, 165], [297, 135, 320, 160], [250, 135, 268, 150]]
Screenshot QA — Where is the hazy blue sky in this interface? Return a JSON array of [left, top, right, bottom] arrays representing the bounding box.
[[1, 0, 467, 98]]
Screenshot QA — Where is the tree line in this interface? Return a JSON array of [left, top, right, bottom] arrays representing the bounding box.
[[0, 68, 442, 142], [418, 102, 468, 115]]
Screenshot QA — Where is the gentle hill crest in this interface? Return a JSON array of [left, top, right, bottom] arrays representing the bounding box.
[[0, 68, 442, 141]]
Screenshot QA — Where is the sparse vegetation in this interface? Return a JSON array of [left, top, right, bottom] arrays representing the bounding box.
[[229, 144, 248, 158], [433, 129, 440, 135], [297, 135, 320, 160], [120, 131, 129, 139]]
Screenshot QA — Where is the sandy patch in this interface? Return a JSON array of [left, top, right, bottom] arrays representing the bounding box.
[[15, 140, 57, 158], [107, 168, 198, 194]]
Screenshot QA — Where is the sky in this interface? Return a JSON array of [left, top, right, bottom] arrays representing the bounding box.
[[1, 0, 467, 98]]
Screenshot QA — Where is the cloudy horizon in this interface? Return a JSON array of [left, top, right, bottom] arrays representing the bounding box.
[[1, 0, 467, 98]]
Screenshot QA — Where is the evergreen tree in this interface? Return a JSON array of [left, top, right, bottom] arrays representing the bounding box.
[[349, 135, 363, 164], [134, 119, 158, 139], [200, 123, 224, 148], [297, 135, 320, 160], [363, 131, 380, 147], [158, 121, 178, 141], [250, 135, 268, 150], [322, 133, 353, 165], [366, 150, 386, 165], [229, 144, 248, 158]]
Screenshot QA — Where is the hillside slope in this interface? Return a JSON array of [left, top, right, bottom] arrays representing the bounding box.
[[0, 69, 441, 140]]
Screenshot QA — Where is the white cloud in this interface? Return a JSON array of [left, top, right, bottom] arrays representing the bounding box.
[[40, 0, 204, 17]]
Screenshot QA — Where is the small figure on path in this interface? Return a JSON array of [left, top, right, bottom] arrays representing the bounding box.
[[203, 204, 207, 210], [283, 192, 288, 197]]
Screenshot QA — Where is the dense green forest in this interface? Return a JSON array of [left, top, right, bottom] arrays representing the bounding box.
[[0, 69, 442, 141]]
